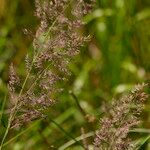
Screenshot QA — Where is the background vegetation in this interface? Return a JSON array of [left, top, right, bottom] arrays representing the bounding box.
[[0, 0, 150, 149]]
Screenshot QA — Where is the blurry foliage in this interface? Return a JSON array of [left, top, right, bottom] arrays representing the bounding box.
[[0, 0, 150, 149]]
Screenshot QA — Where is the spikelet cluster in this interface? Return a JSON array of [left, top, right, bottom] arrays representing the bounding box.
[[8, 64, 20, 102], [94, 83, 149, 150], [8, 0, 95, 128]]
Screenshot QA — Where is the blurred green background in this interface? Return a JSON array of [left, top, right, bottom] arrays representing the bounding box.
[[0, 0, 150, 149]]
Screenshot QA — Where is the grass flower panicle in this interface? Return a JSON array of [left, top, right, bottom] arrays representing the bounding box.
[[94, 83, 149, 150], [7, 0, 95, 128]]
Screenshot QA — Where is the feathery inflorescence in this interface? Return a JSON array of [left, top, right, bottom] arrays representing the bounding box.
[[94, 83, 149, 150], [8, 0, 95, 128], [8, 64, 20, 103]]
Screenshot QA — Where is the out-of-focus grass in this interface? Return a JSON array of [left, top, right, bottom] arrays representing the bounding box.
[[0, 0, 150, 149]]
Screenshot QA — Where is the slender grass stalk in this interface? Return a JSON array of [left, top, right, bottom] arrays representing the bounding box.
[[0, 118, 11, 150], [2, 119, 42, 148], [47, 117, 84, 149], [69, 91, 86, 116], [0, 94, 7, 125]]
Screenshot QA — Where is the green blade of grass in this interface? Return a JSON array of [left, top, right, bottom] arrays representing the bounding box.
[[58, 131, 95, 150], [130, 128, 150, 134], [135, 135, 150, 150]]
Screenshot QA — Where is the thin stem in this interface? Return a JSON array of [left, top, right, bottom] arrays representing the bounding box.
[[47, 117, 84, 149], [2, 119, 42, 148], [0, 123, 10, 149], [69, 91, 86, 116], [0, 94, 7, 125]]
